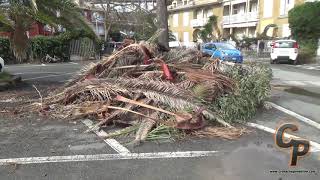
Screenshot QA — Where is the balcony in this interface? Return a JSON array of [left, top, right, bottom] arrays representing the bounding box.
[[223, 11, 258, 25], [191, 18, 208, 27]]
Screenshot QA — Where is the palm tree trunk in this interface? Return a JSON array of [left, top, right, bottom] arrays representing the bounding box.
[[156, 0, 169, 50]]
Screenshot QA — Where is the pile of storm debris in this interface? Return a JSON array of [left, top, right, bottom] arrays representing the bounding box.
[[32, 40, 272, 146]]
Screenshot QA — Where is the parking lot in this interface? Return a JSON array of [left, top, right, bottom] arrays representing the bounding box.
[[0, 62, 320, 180]]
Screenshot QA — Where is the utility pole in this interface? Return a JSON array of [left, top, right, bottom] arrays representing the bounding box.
[[156, 0, 169, 50]]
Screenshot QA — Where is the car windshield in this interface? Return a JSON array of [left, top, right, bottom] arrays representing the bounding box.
[[274, 41, 295, 48], [215, 43, 236, 50]]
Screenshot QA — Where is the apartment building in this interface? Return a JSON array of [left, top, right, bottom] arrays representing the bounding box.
[[222, 0, 259, 39], [168, 0, 224, 45], [168, 0, 318, 45]]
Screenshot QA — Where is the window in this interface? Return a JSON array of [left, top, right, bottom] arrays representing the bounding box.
[[183, 0, 188, 5], [205, 44, 214, 50], [173, 14, 179, 27], [204, 9, 213, 18], [232, 3, 246, 15], [196, 9, 203, 19], [280, 0, 295, 16], [183, 12, 189, 26], [250, 2, 258, 12], [223, 6, 230, 16], [263, 0, 273, 18], [215, 43, 236, 50], [233, 5, 239, 15], [172, 1, 177, 8], [274, 41, 295, 48], [183, 32, 189, 42]]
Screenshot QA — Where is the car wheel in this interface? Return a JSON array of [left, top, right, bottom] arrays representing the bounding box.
[[0, 64, 2, 73]]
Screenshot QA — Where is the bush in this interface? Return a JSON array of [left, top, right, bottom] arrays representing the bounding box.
[[0, 38, 15, 64], [211, 63, 272, 123], [31, 30, 99, 62], [297, 40, 318, 64], [289, 2, 320, 41], [289, 1, 320, 63], [31, 35, 69, 62], [0, 30, 100, 63]]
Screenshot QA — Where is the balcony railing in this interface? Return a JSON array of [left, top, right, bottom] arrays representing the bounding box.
[[169, 0, 195, 9], [223, 11, 258, 25], [190, 18, 208, 27]]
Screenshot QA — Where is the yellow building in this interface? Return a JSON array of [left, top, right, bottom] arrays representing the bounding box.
[[168, 0, 316, 45], [168, 0, 224, 46], [168, 0, 260, 45], [258, 0, 305, 38], [222, 0, 259, 39]]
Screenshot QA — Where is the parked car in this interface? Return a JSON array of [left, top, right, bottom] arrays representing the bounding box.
[[270, 40, 299, 64], [0, 57, 4, 73], [201, 42, 243, 63]]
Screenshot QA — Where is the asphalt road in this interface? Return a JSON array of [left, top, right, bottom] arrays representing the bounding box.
[[0, 62, 320, 180]]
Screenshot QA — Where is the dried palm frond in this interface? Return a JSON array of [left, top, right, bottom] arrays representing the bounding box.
[[180, 68, 235, 101], [131, 111, 159, 146], [193, 126, 250, 140], [65, 44, 153, 87], [164, 48, 202, 64], [102, 125, 139, 139], [29, 39, 271, 148], [87, 94, 148, 130]]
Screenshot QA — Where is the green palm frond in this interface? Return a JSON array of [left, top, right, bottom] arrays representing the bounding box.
[[0, 11, 14, 30]]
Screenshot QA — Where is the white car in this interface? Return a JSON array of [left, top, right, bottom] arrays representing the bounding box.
[[270, 40, 299, 64], [0, 57, 4, 73]]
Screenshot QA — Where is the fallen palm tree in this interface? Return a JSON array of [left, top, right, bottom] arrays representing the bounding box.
[[33, 41, 271, 146]]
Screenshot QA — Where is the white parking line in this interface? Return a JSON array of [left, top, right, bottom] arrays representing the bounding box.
[[284, 81, 307, 86], [82, 119, 131, 154], [6, 63, 78, 68], [308, 81, 320, 87], [0, 151, 218, 165], [23, 73, 74, 81], [305, 67, 316, 70], [247, 122, 320, 152], [266, 102, 320, 130]]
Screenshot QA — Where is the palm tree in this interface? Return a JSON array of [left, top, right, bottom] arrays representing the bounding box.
[[199, 15, 221, 42], [0, 0, 94, 62]]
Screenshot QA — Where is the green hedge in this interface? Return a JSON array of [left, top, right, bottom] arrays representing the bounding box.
[[31, 35, 69, 62], [0, 30, 100, 63], [297, 40, 318, 64], [0, 38, 15, 64]]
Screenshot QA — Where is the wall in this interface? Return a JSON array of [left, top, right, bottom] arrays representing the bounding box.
[[258, 0, 305, 38], [168, 2, 223, 44]]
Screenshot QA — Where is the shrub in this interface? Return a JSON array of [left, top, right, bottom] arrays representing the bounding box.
[[297, 40, 318, 64], [0, 38, 15, 64], [211, 63, 272, 123], [0, 30, 100, 63], [31, 35, 69, 62], [289, 2, 320, 41], [289, 1, 320, 62]]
